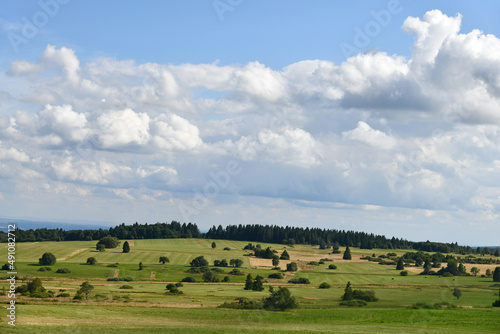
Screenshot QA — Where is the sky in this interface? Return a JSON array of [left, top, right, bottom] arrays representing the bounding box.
[[0, 1, 500, 245]]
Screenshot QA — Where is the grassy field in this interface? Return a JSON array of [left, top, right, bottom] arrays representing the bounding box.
[[1, 238, 499, 333]]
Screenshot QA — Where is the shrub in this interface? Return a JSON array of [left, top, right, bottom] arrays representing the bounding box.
[[228, 269, 244, 276], [186, 266, 209, 274], [288, 277, 310, 284], [223, 247, 231, 251], [56, 293, 71, 297], [96, 244, 106, 252], [73, 293, 84, 300], [319, 282, 331, 289], [107, 263, 119, 267], [211, 267, 225, 273], [39, 252, 56, 266], [190, 256, 209, 267], [320, 258, 333, 262], [268, 273, 283, 279], [219, 299, 263, 309], [38, 267, 52, 272], [214, 259, 228, 267], [56, 268, 71, 274], [86, 257, 98, 265], [1, 263, 10, 270], [400, 270, 409, 276], [308, 261, 319, 266], [175, 282, 183, 287], [340, 300, 367, 307], [181, 276, 196, 283], [409, 302, 457, 309], [230, 259, 244, 267], [328, 264, 337, 270], [286, 262, 298, 271], [222, 276, 231, 282], [119, 285, 133, 289], [352, 290, 378, 302], [442, 272, 454, 277], [106, 277, 133, 282], [203, 270, 219, 282]]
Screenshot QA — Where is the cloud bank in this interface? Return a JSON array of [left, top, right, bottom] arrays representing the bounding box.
[[1, 10, 500, 244]]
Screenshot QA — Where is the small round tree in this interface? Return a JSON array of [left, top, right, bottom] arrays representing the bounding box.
[[211, 242, 216, 249], [96, 235, 120, 249], [122, 241, 130, 253], [86, 257, 98, 265], [39, 252, 56, 266], [286, 262, 298, 272], [159, 256, 170, 264], [96, 244, 105, 252], [272, 256, 280, 267], [453, 287, 462, 300]]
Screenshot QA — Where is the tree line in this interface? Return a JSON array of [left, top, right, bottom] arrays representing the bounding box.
[[1, 221, 496, 255], [1, 221, 201, 242]]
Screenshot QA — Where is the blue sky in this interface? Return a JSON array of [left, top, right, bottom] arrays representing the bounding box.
[[1, 1, 500, 245]]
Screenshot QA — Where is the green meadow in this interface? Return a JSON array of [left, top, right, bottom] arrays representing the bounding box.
[[1, 239, 499, 333]]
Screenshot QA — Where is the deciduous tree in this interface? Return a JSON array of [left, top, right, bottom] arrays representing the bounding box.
[[39, 252, 56, 266]]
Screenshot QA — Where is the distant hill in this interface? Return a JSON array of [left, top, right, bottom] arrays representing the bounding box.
[[0, 217, 113, 232]]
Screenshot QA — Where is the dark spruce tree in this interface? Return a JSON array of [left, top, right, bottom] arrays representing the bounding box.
[[252, 275, 265, 291], [280, 250, 290, 260], [341, 281, 353, 301], [493, 267, 500, 282], [343, 246, 352, 260], [396, 258, 404, 270], [122, 241, 130, 253], [244, 273, 253, 290]]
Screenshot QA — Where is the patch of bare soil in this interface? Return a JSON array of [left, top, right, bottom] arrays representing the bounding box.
[[112, 269, 120, 278], [58, 248, 87, 261], [149, 271, 156, 280], [126, 240, 135, 247]]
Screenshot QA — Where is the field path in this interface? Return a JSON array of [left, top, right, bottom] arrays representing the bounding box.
[[58, 248, 87, 261], [112, 269, 120, 278]]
